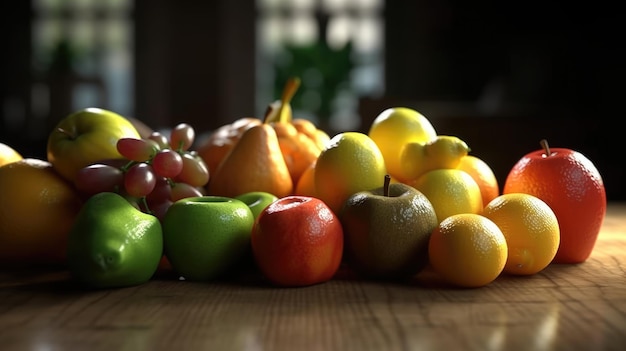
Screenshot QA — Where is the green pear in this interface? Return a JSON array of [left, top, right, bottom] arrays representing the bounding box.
[[339, 175, 438, 280], [67, 192, 163, 289]]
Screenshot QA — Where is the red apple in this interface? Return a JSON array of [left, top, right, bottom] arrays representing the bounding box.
[[251, 196, 344, 287], [503, 139, 606, 263]]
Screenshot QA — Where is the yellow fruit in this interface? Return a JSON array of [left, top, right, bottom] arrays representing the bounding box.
[[368, 107, 437, 180], [0, 142, 23, 167], [0, 158, 83, 266], [315, 132, 387, 214], [456, 155, 500, 207], [428, 213, 508, 288], [482, 193, 560, 275], [409, 168, 483, 223], [398, 135, 470, 181]]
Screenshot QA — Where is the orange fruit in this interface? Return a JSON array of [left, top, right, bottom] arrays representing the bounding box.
[[409, 168, 483, 223], [294, 161, 317, 196], [272, 121, 321, 186], [483, 193, 560, 275], [503, 140, 606, 263], [428, 213, 508, 288], [456, 155, 499, 207], [0, 158, 83, 266], [0, 142, 23, 167], [292, 118, 330, 150]]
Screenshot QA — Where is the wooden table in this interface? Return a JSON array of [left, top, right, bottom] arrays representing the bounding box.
[[1, 203, 625, 351]]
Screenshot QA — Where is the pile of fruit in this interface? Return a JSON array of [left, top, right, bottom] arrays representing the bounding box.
[[0, 77, 607, 290]]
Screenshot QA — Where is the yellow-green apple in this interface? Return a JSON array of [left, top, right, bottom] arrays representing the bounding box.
[[339, 175, 438, 280], [251, 195, 344, 287], [47, 107, 141, 182], [235, 191, 279, 220], [162, 196, 255, 281], [66, 192, 163, 289]]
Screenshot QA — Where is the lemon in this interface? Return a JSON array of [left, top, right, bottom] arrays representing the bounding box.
[[368, 107, 437, 180], [315, 132, 387, 214], [0, 142, 23, 167], [428, 213, 508, 288], [409, 168, 483, 223], [398, 135, 470, 181], [483, 193, 560, 275]]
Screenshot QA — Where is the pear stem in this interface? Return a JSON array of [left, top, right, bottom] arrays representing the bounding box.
[[383, 174, 391, 197], [276, 77, 301, 123], [262, 77, 301, 124], [281, 77, 300, 104], [540, 139, 551, 157]]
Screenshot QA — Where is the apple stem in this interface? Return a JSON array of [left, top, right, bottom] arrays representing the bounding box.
[[540, 139, 551, 156], [56, 127, 75, 140], [384, 174, 391, 197]]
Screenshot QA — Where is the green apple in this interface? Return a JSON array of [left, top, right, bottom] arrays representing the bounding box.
[[47, 107, 141, 182], [339, 175, 438, 280], [235, 191, 279, 220], [66, 192, 163, 289], [162, 196, 255, 281]]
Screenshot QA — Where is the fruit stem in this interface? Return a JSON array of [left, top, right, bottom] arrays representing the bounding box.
[[384, 174, 391, 197], [56, 127, 76, 140], [140, 196, 153, 216], [120, 160, 136, 172], [263, 77, 301, 124], [540, 139, 551, 157]]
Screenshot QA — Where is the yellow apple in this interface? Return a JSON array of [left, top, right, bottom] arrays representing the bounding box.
[[47, 107, 141, 182]]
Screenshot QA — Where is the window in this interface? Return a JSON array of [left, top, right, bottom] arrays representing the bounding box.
[[256, 0, 384, 131], [31, 0, 133, 129]]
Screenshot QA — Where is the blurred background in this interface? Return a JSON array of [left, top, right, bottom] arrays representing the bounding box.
[[1, 0, 623, 200]]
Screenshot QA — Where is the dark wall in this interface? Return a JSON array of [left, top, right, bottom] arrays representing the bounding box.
[[0, 2, 37, 156], [385, 1, 623, 113], [133, 0, 256, 133], [379, 1, 624, 201]]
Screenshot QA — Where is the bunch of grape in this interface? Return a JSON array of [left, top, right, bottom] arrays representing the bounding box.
[[74, 123, 210, 219]]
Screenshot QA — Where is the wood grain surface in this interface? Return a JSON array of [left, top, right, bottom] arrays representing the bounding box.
[[1, 204, 625, 351]]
